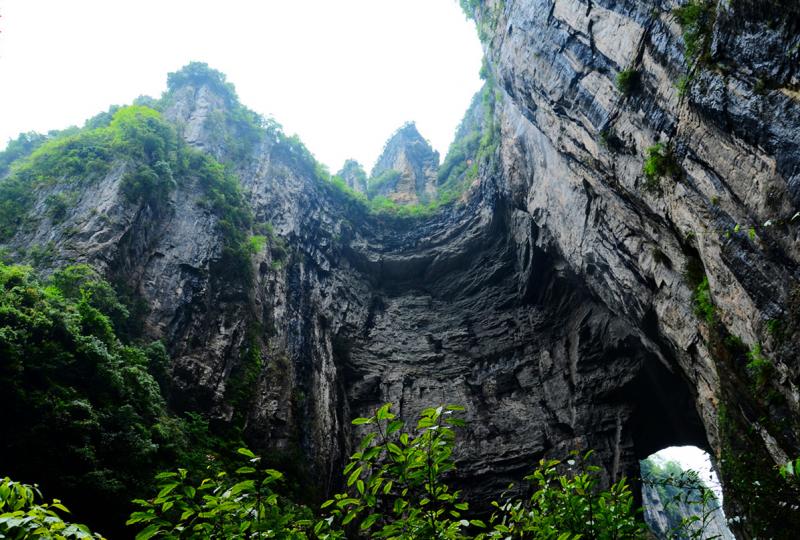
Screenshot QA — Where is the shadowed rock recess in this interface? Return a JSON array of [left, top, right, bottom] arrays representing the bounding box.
[[1, 0, 799, 537]]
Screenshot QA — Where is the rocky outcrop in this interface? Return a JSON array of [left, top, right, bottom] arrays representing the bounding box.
[[336, 159, 368, 194], [369, 122, 439, 203], [643, 480, 734, 540]]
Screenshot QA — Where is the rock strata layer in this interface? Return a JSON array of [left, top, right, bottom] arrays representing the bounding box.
[[2, 1, 799, 537]]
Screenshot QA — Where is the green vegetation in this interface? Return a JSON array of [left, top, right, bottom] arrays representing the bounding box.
[[673, 1, 716, 66], [317, 404, 474, 538], [0, 69, 257, 288], [745, 343, 773, 389], [2, 402, 649, 539], [779, 457, 800, 485], [433, 79, 501, 211], [0, 132, 48, 176], [672, 0, 717, 95], [247, 234, 268, 254], [717, 401, 800, 537], [0, 477, 104, 539], [45, 191, 78, 222], [459, 0, 480, 19], [615, 69, 639, 95], [693, 276, 716, 325], [0, 262, 236, 536], [0, 105, 176, 240], [224, 326, 264, 426], [123, 404, 645, 540], [676, 74, 692, 97], [460, 0, 505, 42], [366, 169, 401, 199], [166, 61, 238, 106], [642, 142, 680, 192], [320, 87, 500, 220], [127, 447, 313, 539], [640, 458, 721, 539]]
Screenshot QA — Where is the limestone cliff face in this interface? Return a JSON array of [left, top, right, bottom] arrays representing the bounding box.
[[642, 481, 734, 540], [369, 122, 439, 203], [2, 1, 799, 537], [471, 0, 800, 535], [336, 159, 368, 195]]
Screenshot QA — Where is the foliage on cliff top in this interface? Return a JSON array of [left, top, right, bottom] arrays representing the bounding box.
[[167, 61, 239, 106], [0, 105, 176, 240]]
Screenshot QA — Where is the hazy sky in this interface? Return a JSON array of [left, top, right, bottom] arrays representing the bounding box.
[[0, 0, 483, 171]]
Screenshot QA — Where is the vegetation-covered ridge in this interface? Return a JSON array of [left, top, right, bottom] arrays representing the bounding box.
[[0, 61, 499, 222]]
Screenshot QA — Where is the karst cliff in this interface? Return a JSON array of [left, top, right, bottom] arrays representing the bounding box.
[[1, 0, 798, 537]]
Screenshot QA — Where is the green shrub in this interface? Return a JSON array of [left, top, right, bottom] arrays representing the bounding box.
[[247, 234, 267, 254], [0, 131, 48, 176], [642, 143, 680, 192], [128, 447, 313, 539], [484, 451, 643, 539], [0, 105, 184, 239], [641, 458, 722, 539], [366, 169, 401, 199], [44, 191, 77, 221], [693, 276, 716, 325], [616, 69, 639, 95], [166, 62, 238, 106], [746, 343, 773, 389], [316, 404, 474, 539], [127, 403, 648, 540], [0, 477, 104, 539], [673, 0, 716, 66], [0, 262, 219, 536]]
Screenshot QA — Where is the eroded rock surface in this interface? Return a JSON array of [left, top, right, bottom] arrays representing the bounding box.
[[2, 1, 799, 537], [370, 122, 439, 203]]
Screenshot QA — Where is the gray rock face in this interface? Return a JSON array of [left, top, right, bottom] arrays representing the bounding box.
[[643, 481, 734, 540], [472, 0, 800, 535], [3, 1, 799, 536], [336, 159, 367, 194], [370, 122, 439, 203]]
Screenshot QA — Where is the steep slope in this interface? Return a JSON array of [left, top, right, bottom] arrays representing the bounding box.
[[468, 0, 800, 536], [368, 122, 440, 203]]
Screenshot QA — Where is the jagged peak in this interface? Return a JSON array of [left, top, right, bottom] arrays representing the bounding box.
[[165, 62, 239, 106], [336, 159, 368, 194], [371, 121, 439, 178]]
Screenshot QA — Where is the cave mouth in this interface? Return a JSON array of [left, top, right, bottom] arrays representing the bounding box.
[[640, 446, 734, 540]]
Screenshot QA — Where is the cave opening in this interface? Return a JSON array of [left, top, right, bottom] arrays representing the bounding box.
[[640, 446, 734, 539]]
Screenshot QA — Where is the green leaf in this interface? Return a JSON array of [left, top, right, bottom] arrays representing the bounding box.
[[375, 403, 394, 420], [347, 466, 362, 487], [386, 419, 404, 434], [361, 513, 380, 530], [135, 523, 162, 540], [237, 447, 256, 458]]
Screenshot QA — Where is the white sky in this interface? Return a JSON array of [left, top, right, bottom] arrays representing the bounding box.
[[0, 0, 483, 171], [649, 445, 723, 502]]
